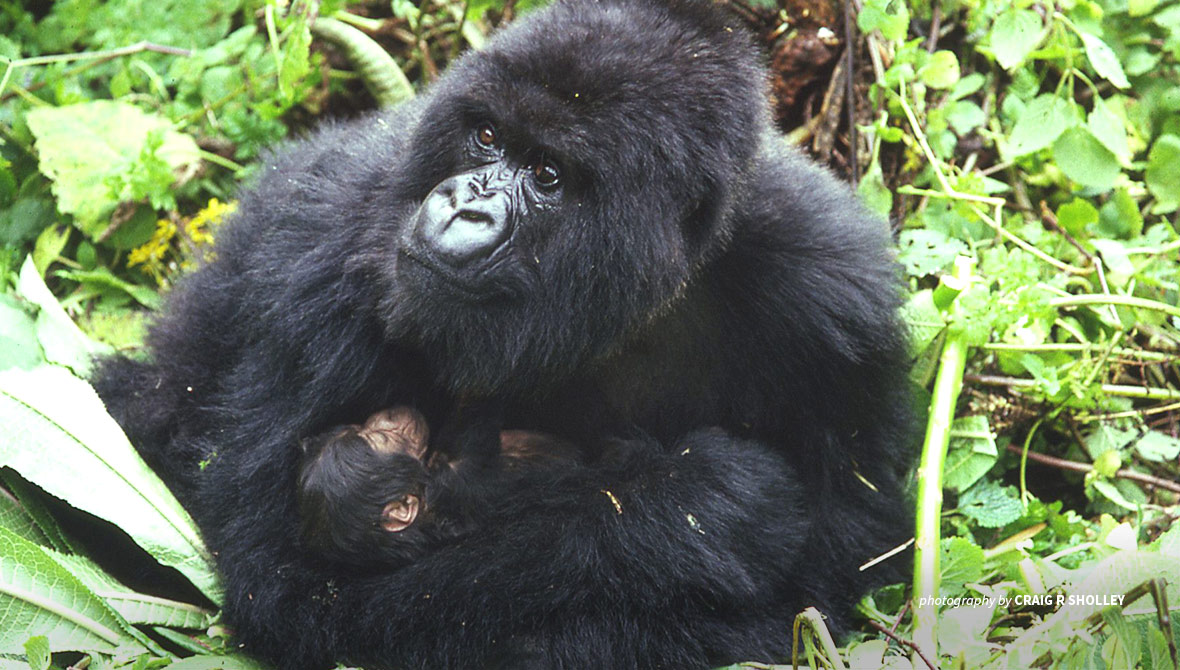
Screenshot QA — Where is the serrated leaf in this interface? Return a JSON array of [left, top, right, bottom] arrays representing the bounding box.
[[901, 289, 946, 358], [1079, 32, 1130, 89], [0, 470, 70, 552], [940, 537, 985, 597], [1145, 134, 1180, 213], [1052, 127, 1119, 191], [990, 9, 1044, 70], [26, 102, 199, 238], [959, 480, 1024, 528], [52, 553, 213, 629], [1007, 95, 1075, 158], [0, 526, 138, 654], [0, 365, 221, 603]]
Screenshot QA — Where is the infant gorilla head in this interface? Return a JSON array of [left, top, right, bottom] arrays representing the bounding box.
[[297, 407, 577, 568]]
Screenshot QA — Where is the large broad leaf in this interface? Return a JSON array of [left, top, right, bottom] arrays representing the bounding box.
[[53, 553, 214, 629], [0, 526, 142, 654], [13, 257, 112, 377], [26, 101, 199, 239], [0, 364, 222, 603]]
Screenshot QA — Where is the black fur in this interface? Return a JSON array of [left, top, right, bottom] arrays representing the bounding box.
[[93, 0, 914, 667]]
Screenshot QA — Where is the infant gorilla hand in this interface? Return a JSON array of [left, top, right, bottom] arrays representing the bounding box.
[[297, 406, 580, 568]]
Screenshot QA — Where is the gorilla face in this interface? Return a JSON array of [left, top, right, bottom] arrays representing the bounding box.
[[371, 0, 772, 396]]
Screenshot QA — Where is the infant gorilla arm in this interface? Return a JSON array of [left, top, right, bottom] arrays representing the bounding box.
[[298, 406, 583, 568], [94, 0, 913, 666]]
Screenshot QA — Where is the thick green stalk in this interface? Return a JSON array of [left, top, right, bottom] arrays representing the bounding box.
[[912, 256, 975, 664]]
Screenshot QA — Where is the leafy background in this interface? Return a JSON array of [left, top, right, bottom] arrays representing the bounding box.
[[0, 0, 1177, 668]]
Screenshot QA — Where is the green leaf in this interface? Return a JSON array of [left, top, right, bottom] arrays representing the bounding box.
[[959, 480, 1023, 528], [52, 553, 213, 629], [1079, 32, 1130, 89], [31, 224, 70, 277], [17, 257, 112, 377], [900, 289, 946, 358], [1134, 431, 1180, 462], [0, 471, 71, 553], [1052, 127, 1120, 191], [947, 100, 986, 135], [857, 0, 909, 41], [22, 636, 50, 670], [920, 51, 961, 89], [943, 416, 999, 493], [940, 537, 985, 597], [1087, 99, 1130, 162], [1145, 134, 1180, 213], [857, 160, 892, 218], [25, 102, 200, 239], [1097, 188, 1144, 239], [0, 526, 138, 654], [1056, 199, 1099, 236], [990, 9, 1044, 70], [1084, 425, 1138, 459], [166, 656, 272, 670], [55, 267, 161, 311], [898, 229, 969, 277], [0, 365, 222, 603], [1129, 0, 1158, 16], [1007, 95, 1074, 158], [0, 296, 42, 372]]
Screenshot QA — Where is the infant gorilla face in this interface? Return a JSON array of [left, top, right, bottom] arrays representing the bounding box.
[[353, 407, 431, 533], [296, 406, 439, 567]]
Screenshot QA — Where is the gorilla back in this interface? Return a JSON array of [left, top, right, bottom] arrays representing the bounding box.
[[94, 0, 914, 667]]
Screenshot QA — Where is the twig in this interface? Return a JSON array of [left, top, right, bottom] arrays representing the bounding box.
[[1004, 444, 1180, 494], [843, 0, 858, 184], [0, 42, 192, 102], [1150, 579, 1178, 668], [866, 620, 938, 670], [966, 373, 1180, 401]]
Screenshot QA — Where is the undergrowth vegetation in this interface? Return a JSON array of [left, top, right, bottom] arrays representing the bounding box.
[[0, 0, 1176, 668]]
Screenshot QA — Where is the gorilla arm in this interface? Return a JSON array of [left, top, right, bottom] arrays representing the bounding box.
[[204, 424, 809, 669]]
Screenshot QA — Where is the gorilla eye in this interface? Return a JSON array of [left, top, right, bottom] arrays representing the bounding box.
[[532, 158, 561, 188], [475, 123, 497, 148]]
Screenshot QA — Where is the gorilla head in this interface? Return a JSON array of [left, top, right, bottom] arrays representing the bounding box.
[[367, 0, 771, 396]]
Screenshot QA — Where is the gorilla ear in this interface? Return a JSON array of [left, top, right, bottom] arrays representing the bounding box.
[[381, 495, 421, 532]]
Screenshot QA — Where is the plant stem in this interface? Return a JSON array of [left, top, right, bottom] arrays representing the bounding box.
[[912, 255, 975, 665]]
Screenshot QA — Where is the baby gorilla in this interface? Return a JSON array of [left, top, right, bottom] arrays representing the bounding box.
[[297, 407, 578, 568]]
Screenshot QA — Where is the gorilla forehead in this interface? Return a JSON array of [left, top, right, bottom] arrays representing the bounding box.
[[436, 0, 769, 189]]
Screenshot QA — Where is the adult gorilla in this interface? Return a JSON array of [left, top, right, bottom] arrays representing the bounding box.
[[95, 0, 913, 667]]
